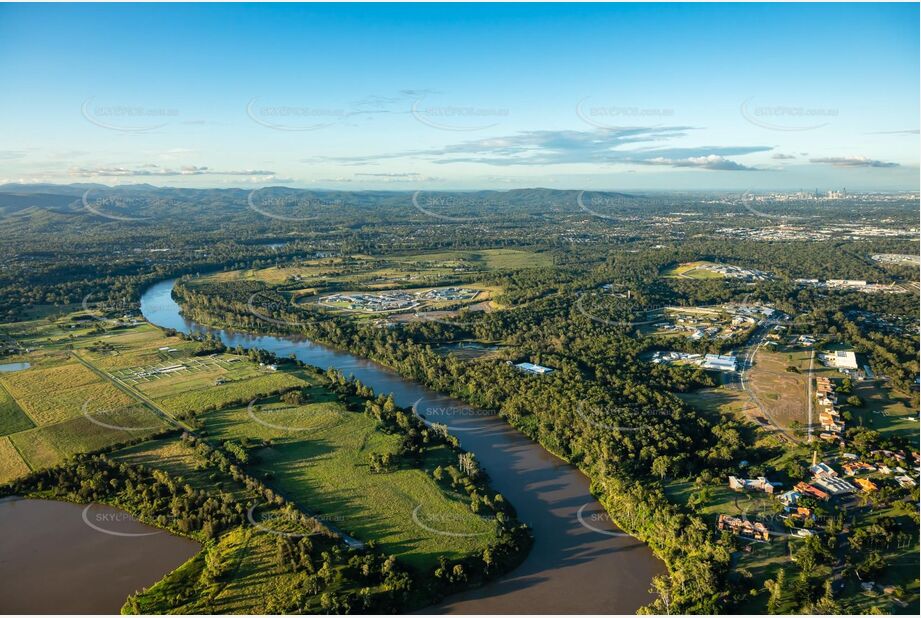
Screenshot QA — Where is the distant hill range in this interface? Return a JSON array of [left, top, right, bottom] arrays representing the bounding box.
[[0, 183, 644, 222]]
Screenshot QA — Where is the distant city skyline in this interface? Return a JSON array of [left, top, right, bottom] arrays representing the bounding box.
[[1, 2, 918, 191]]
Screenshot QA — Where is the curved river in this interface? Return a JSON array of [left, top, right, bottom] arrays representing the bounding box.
[[141, 279, 663, 614]]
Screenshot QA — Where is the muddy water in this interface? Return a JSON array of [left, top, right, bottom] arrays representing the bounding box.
[[0, 497, 200, 614], [141, 279, 664, 614]]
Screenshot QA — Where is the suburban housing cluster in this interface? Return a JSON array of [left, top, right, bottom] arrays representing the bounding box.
[[319, 287, 479, 313], [720, 448, 919, 546], [795, 278, 907, 294], [816, 375, 846, 442], [695, 263, 773, 281]]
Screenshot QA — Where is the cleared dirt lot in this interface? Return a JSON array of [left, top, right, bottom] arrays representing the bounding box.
[[747, 347, 811, 431]]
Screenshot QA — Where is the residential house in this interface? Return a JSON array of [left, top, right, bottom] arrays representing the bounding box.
[[795, 481, 831, 501], [853, 478, 878, 493], [717, 514, 771, 542], [729, 476, 776, 494], [842, 461, 877, 476]]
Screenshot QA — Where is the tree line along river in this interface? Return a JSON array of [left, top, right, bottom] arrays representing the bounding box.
[[0, 278, 664, 614]]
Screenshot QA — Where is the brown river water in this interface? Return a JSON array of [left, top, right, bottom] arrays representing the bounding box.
[[0, 497, 200, 614], [141, 279, 665, 614], [2, 279, 663, 615]]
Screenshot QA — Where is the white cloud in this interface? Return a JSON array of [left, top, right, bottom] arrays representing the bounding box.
[[809, 156, 899, 168]]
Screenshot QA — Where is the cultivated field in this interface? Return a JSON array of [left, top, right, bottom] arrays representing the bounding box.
[[0, 436, 30, 483], [0, 360, 134, 425], [157, 372, 304, 417], [0, 384, 33, 436], [203, 394, 499, 569]]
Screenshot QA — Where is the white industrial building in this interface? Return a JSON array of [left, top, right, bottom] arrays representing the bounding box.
[[514, 362, 555, 375], [822, 350, 858, 370], [702, 354, 737, 372]]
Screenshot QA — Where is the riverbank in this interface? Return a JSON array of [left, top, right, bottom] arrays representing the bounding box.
[[146, 278, 665, 613]]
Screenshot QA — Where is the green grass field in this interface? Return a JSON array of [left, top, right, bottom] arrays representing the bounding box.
[[661, 261, 727, 279], [115, 436, 251, 499], [201, 249, 549, 293], [7, 405, 167, 471], [129, 524, 374, 614], [1, 306, 518, 613], [848, 380, 918, 441], [202, 395, 499, 570], [157, 371, 304, 417], [0, 383, 34, 436]]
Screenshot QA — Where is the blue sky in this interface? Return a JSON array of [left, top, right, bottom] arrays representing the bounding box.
[[1, 2, 918, 191]]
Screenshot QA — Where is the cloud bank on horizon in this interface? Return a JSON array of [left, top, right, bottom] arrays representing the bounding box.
[[0, 2, 917, 191]]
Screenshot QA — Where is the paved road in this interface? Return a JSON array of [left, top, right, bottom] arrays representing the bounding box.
[[70, 351, 193, 432], [737, 321, 799, 444]]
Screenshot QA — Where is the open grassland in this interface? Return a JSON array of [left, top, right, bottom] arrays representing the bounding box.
[[1, 312, 502, 584], [127, 357, 270, 397], [210, 260, 352, 285], [1, 315, 101, 351], [1, 359, 100, 396], [0, 320, 178, 480], [83, 327, 200, 372], [849, 380, 919, 441], [202, 396, 498, 570], [0, 316, 306, 482], [115, 435, 323, 614], [0, 436, 30, 483], [389, 248, 551, 271]]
